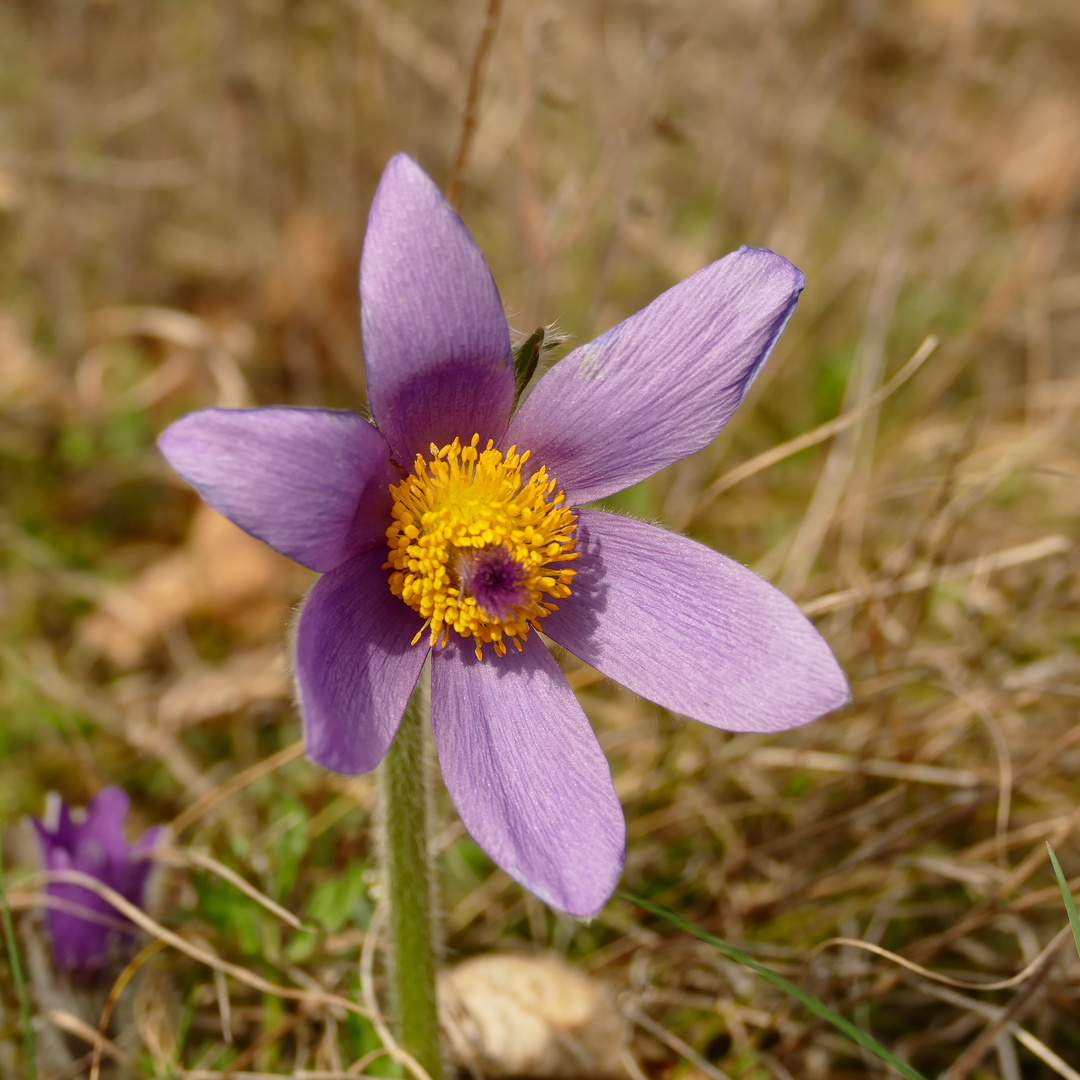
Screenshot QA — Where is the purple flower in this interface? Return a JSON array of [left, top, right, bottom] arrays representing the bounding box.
[[158, 155, 848, 918], [31, 787, 161, 972]]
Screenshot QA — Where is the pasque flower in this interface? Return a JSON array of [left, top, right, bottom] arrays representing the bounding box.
[[159, 155, 848, 917], [31, 787, 161, 971]]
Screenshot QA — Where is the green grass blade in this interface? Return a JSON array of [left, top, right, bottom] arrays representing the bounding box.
[[1046, 843, 1080, 963], [619, 892, 927, 1080], [0, 832, 35, 1080]]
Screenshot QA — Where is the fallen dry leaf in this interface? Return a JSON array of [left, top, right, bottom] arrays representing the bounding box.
[[0, 313, 65, 415], [156, 646, 290, 730], [79, 505, 309, 667], [1000, 96, 1080, 221]]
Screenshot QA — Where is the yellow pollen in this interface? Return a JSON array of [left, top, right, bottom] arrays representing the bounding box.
[[384, 434, 578, 659]]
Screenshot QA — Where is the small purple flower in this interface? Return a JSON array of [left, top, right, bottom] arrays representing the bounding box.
[[159, 155, 848, 918], [31, 787, 161, 972]]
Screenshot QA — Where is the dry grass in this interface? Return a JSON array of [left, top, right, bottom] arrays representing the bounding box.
[[3, 0, 1080, 1076]]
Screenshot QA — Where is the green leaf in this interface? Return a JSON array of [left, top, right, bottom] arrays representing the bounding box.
[[305, 863, 368, 934], [194, 869, 264, 956], [513, 326, 545, 401], [346, 1011, 402, 1077], [1047, 843, 1080, 963], [268, 797, 310, 900], [619, 892, 928, 1080]]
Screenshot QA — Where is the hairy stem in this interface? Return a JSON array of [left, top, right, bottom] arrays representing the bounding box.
[[381, 679, 443, 1079]]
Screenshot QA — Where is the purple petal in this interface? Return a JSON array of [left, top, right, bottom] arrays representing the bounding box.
[[360, 155, 514, 464], [544, 511, 849, 732], [159, 407, 397, 573], [505, 247, 804, 503], [430, 635, 625, 917], [31, 827, 68, 872], [32, 787, 131, 866], [46, 905, 120, 970], [32, 797, 139, 972], [46, 797, 79, 852], [296, 547, 428, 775], [43, 844, 124, 971], [80, 787, 132, 862]]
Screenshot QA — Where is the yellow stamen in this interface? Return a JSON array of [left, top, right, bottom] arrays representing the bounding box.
[[384, 434, 578, 659]]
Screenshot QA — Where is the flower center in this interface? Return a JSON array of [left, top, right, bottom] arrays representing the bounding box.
[[385, 434, 578, 660]]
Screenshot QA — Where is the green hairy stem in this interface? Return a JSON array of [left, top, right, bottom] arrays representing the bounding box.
[[380, 678, 444, 1079]]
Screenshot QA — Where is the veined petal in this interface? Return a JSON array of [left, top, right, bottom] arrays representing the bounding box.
[[544, 511, 849, 731], [361, 154, 514, 464], [296, 548, 427, 776], [506, 247, 804, 503], [159, 407, 397, 572], [430, 635, 625, 918]]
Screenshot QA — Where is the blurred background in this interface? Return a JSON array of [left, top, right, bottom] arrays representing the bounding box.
[[3, 0, 1080, 1076]]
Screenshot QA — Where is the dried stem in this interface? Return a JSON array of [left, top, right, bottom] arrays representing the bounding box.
[[446, 0, 503, 210], [938, 934, 1064, 1080]]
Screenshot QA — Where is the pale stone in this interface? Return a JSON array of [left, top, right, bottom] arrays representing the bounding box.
[[439, 952, 627, 1079]]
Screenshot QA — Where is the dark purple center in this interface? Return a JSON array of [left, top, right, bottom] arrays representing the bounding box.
[[458, 546, 529, 621]]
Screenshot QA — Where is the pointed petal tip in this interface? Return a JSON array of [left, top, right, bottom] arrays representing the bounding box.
[[373, 153, 432, 209], [731, 245, 806, 304], [543, 512, 850, 736], [381, 151, 425, 182], [822, 653, 853, 713], [785, 644, 851, 731], [158, 406, 395, 572], [737, 243, 805, 279], [88, 785, 131, 819], [156, 411, 193, 469], [484, 831, 624, 920], [792, 615, 851, 722], [506, 244, 808, 503], [534, 868, 623, 919], [301, 723, 380, 778]]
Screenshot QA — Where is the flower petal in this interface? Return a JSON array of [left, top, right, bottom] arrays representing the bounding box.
[[544, 510, 849, 731], [159, 407, 396, 572], [506, 247, 804, 503], [360, 154, 514, 463], [430, 635, 625, 917], [80, 787, 132, 863], [32, 828, 126, 972], [46, 867, 126, 970], [296, 548, 428, 775]]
